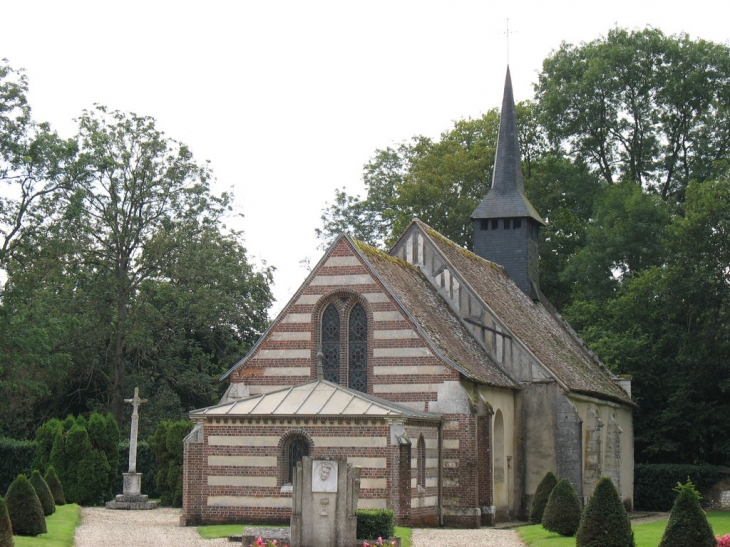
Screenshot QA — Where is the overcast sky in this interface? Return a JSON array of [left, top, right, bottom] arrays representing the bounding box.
[[1, 1, 728, 315]]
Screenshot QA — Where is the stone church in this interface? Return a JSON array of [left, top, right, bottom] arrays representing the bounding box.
[[181, 68, 634, 527]]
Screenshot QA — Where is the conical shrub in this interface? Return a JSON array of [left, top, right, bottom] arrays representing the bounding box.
[[4, 474, 46, 536], [658, 479, 715, 547], [43, 467, 65, 506], [529, 471, 558, 524], [576, 476, 635, 547], [542, 478, 582, 537], [0, 497, 13, 547], [29, 471, 55, 516]]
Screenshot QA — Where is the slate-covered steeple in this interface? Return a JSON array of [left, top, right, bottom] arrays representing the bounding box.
[[471, 67, 545, 300]]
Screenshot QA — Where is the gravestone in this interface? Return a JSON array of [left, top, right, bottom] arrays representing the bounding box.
[[291, 456, 360, 547], [106, 387, 157, 510]]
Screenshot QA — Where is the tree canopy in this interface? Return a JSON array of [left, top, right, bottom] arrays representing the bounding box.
[[316, 28, 730, 465], [0, 62, 273, 439]]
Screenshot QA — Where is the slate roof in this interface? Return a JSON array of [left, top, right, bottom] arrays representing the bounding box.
[[355, 242, 519, 390], [190, 379, 441, 420], [471, 67, 544, 224], [418, 222, 632, 404]]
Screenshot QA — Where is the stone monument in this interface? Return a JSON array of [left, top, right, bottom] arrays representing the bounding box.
[[106, 387, 157, 510], [291, 456, 360, 547]]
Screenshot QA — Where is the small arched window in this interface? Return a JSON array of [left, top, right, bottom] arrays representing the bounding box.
[[283, 435, 310, 485], [417, 434, 426, 489], [348, 303, 368, 393]]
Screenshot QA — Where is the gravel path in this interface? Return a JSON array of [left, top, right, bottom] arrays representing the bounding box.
[[74, 507, 229, 547], [74, 507, 528, 547]]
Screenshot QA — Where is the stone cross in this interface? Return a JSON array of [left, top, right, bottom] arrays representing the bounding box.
[[124, 387, 147, 473]]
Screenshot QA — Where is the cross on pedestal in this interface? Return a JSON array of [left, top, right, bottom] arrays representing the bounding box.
[[124, 386, 147, 473]]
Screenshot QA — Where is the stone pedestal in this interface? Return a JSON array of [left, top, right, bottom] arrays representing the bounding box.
[[291, 456, 360, 547], [106, 472, 157, 510]]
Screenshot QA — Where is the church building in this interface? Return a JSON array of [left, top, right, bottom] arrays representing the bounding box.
[[181, 68, 634, 528]]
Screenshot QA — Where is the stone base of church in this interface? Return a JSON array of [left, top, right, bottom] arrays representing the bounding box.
[[105, 494, 157, 510], [441, 507, 482, 528]]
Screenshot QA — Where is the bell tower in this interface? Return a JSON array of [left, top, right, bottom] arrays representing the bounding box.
[[471, 67, 545, 300]]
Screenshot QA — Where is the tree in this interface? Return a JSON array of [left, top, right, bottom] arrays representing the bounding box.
[[576, 476, 634, 547], [535, 28, 730, 200], [0, 496, 12, 547], [147, 420, 193, 506], [658, 480, 715, 547], [28, 471, 54, 517], [541, 478, 582, 537], [43, 467, 65, 506], [529, 471, 558, 524]]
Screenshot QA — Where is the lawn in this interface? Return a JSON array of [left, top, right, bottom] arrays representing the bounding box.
[[197, 523, 412, 547], [518, 512, 730, 547], [13, 504, 80, 547]]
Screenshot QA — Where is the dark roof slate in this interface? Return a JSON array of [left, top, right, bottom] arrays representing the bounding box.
[[355, 243, 519, 390], [420, 223, 632, 404]]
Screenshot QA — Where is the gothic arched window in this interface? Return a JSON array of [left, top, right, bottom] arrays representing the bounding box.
[[348, 303, 368, 393], [321, 303, 340, 384], [283, 435, 310, 485], [417, 434, 426, 489]]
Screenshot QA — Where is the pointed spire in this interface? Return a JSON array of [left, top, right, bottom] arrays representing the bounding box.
[[471, 67, 544, 223]]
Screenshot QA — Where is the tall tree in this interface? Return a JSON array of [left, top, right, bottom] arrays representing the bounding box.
[[535, 28, 730, 200]]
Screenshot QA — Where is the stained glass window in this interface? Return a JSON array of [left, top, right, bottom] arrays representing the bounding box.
[[348, 303, 368, 393], [321, 304, 340, 383]]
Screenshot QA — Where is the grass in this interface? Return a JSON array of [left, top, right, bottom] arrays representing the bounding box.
[[196, 523, 412, 547], [518, 511, 730, 547], [13, 504, 80, 547]]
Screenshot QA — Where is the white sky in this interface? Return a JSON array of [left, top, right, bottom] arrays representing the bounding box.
[[1, 0, 728, 316]]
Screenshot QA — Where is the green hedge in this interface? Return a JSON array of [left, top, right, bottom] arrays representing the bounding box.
[[0, 438, 36, 495], [634, 464, 724, 511], [147, 420, 193, 506], [356, 509, 395, 540], [114, 440, 159, 498]]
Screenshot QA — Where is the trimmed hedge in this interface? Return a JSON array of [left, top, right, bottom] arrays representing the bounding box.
[[114, 441, 159, 498], [0, 497, 13, 547], [43, 467, 65, 506], [148, 421, 193, 506], [29, 470, 55, 516], [356, 509, 395, 540], [0, 439, 35, 496], [542, 478, 582, 537], [577, 476, 635, 547], [5, 474, 46, 536], [658, 480, 715, 547], [635, 464, 723, 511], [529, 471, 558, 524]]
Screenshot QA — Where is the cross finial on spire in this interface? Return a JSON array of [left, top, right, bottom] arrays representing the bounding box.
[[499, 19, 517, 65]]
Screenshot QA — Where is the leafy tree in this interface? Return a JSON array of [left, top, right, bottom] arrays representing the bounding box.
[[0, 496, 12, 547], [576, 476, 634, 547], [658, 480, 715, 547], [147, 420, 193, 506], [535, 27, 730, 200], [529, 471, 558, 524], [43, 467, 65, 506], [28, 471, 54, 516], [541, 478, 582, 537], [4, 474, 46, 536]]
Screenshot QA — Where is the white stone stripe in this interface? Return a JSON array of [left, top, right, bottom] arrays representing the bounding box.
[[426, 458, 439, 468], [443, 439, 459, 450], [424, 439, 438, 449], [281, 313, 310, 323], [324, 256, 361, 267], [311, 274, 374, 286], [358, 498, 388, 510], [208, 436, 279, 446], [374, 384, 438, 394], [312, 437, 387, 448], [208, 456, 277, 467], [347, 457, 387, 469], [264, 367, 311, 376], [207, 476, 277, 487], [270, 331, 311, 341], [250, 385, 290, 395], [363, 293, 389, 303], [373, 311, 405, 322], [411, 496, 438, 507], [374, 329, 419, 340], [426, 477, 438, 487], [294, 294, 320, 305], [254, 349, 310, 359], [374, 365, 445, 375], [360, 478, 387, 489], [208, 496, 291, 508], [373, 347, 432, 358]]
